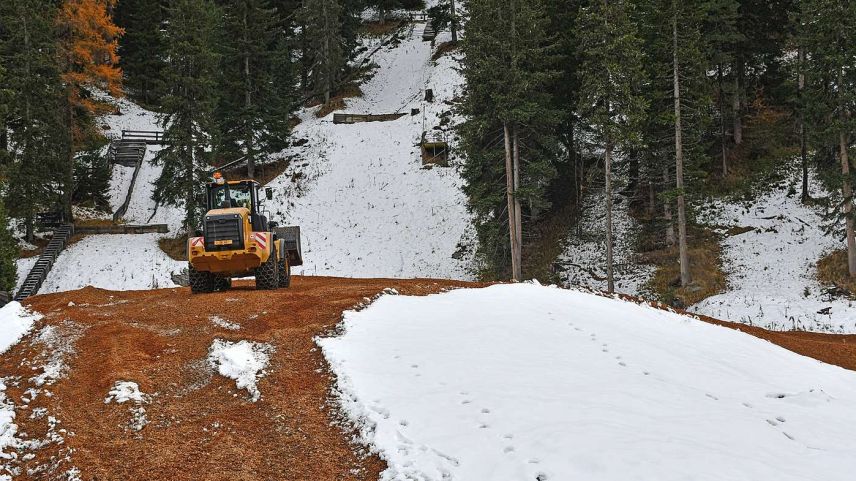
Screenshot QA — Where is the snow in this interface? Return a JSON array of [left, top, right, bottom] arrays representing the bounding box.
[[14, 257, 37, 295], [319, 284, 856, 481], [104, 381, 147, 404], [100, 94, 184, 231], [104, 381, 150, 431], [209, 315, 240, 331], [39, 234, 184, 293], [207, 340, 273, 402], [557, 189, 654, 295], [265, 25, 473, 279], [0, 302, 42, 465], [692, 168, 856, 333], [0, 302, 41, 354]]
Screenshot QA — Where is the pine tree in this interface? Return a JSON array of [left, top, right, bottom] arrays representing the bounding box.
[[701, 0, 742, 177], [576, 0, 648, 293], [0, 198, 17, 294], [56, 0, 124, 220], [459, 0, 560, 280], [115, 0, 167, 106], [635, 0, 712, 287], [153, 0, 222, 232], [299, 0, 345, 104], [0, 0, 68, 242], [216, 0, 294, 177], [800, 0, 856, 277]]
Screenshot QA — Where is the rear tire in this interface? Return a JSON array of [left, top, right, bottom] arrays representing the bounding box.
[[189, 264, 215, 294], [278, 258, 291, 288], [256, 251, 279, 290]]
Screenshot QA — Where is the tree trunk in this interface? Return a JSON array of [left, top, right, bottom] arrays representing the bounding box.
[[839, 68, 856, 277], [733, 59, 743, 146], [504, 123, 520, 281], [840, 130, 856, 277], [663, 165, 675, 247], [243, 9, 255, 179], [605, 141, 615, 294], [718, 64, 728, 177], [673, 6, 691, 287], [450, 0, 458, 42], [799, 47, 809, 202], [512, 125, 523, 278], [64, 91, 75, 223]]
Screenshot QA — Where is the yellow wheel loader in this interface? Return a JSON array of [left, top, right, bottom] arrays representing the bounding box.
[[187, 173, 302, 293]]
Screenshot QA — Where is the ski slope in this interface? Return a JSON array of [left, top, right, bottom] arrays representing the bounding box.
[[320, 284, 856, 481], [265, 25, 473, 279], [692, 168, 856, 333]]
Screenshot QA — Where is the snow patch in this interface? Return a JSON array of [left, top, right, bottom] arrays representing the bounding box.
[[207, 340, 273, 402], [209, 315, 240, 331], [320, 284, 856, 481], [557, 188, 654, 296], [692, 168, 856, 332], [104, 381, 150, 431], [0, 302, 41, 355], [39, 234, 183, 294]]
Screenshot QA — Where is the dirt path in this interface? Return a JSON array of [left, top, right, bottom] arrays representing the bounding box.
[[2, 278, 856, 480], [1, 277, 477, 481]]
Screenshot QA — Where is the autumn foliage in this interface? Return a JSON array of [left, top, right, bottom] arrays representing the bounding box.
[[56, 0, 124, 117]]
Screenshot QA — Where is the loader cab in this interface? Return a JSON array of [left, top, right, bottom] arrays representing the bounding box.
[[206, 177, 269, 232]]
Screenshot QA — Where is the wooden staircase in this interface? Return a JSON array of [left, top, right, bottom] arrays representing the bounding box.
[[14, 224, 75, 301], [108, 139, 147, 221]]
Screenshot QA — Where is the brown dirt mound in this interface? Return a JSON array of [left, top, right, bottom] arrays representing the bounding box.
[[1, 277, 478, 481], [2, 277, 855, 480]]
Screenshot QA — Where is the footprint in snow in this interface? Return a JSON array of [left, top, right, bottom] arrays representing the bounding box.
[[503, 446, 515, 454], [481, 408, 491, 414], [705, 393, 719, 401]]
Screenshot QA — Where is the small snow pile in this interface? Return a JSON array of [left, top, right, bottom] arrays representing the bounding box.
[[0, 302, 41, 354], [319, 284, 856, 481], [207, 340, 273, 402], [104, 381, 147, 404], [209, 315, 240, 331], [692, 168, 856, 333], [104, 381, 150, 431]]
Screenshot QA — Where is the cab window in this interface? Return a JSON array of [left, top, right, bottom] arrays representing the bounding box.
[[210, 184, 253, 211]]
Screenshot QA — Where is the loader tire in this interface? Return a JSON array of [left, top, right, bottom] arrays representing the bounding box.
[[278, 259, 291, 288], [189, 265, 215, 294], [256, 251, 279, 290]]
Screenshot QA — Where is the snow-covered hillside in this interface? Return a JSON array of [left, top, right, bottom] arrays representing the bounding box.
[[557, 188, 654, 295], [692, 168, 856, 333], [266, 25, 473, 279], [15, 22, 472, 295], [320, 284, 856, 481]]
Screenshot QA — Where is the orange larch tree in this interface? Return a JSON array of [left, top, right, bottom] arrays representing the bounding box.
[[56, 0, 124, 219]]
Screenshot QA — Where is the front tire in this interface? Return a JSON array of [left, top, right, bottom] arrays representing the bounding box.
[[189, 264, 215, 294], [256, 251, 279, 290]]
